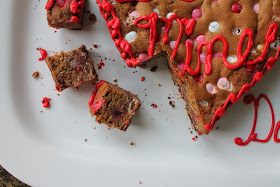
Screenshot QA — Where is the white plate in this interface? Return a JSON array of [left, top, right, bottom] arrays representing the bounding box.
[[1, 1, 280, 186]]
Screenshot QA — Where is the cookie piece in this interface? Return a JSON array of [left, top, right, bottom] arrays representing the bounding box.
[[46, 0, 85, 30], [97, 0, 280, 133], [89, 81, 141, 131], [45, 45, 98, 92]]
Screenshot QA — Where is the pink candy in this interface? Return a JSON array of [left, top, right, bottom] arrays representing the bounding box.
[[185, 39, 194, 46], [177, 63, 185, 71], [206, 83, 217, 94], [200, 53, 206, 63], [214, 52, 222, 58], [129, 10, 139, 18], [192, 9, 202, 19], [138, 53, 149, 62], [196, 35, 205, 44], [253, 4, 259, 13]]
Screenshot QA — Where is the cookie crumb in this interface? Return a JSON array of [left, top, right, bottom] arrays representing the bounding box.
[[32, 71, 39, 78], [169, 101, 175, 108], [89, 13, 97, 23], [151, 104, 158, 108], [130, 142, 134, 146], [84, 139, 88, 142], [113, 79, 118, 83], [150, 66, 158, 72]]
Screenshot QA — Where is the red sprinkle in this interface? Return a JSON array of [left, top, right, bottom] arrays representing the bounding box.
[[42, 97, 51, 108], [192, 137, 196, 141], [38, 48, 47, 61], [141, 76, 145, 81]]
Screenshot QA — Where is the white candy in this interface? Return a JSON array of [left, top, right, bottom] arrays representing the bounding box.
[[166, 12, 175, 19], [250, 49, 257, 55], [217, 77, 233, 91], [198, 100, 209, 107], [226, 55, 238, 64], [125, 31, 137, 43], [153, 9, 160, 16], [232, 28, 241, 35], [209, 22, 220, 33], [270, 37, 280, 50]]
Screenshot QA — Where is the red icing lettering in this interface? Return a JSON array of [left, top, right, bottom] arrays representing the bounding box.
[[98, 0, 280, 133], [234, 94, 280, 146]]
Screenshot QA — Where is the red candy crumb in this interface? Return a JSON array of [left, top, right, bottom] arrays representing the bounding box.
[[232, 3, 242, 13], [141, 76, 145, 81], [139, 181, 142, 184], [198, 131, 201, 136], [192, 137, 196, 141], [151, 104, 158, 108], [98, 62, 105, 69], [38, 48, 47, 61], [42, 97, 51, 108]]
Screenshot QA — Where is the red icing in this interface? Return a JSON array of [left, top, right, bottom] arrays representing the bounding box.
[[234, 94, 280, 146], [141, 76, 145, 81], [98, 0, 280, 132], [275, 121, 280, 142], [88, 81, 106, 114], [45, 0, 55, 10], [38, 48, 48, 61], [42, 97, 51, 108], [56, 0, 67, 7], [70, 0, 84, 23], [46, 0, 84, 23]]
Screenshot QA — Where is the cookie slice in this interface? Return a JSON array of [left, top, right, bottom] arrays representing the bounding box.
[[97, 0, 280, 133], [46, 0, 85, 30], [45, 45, 98, 92], [89, 81, 141, 131]]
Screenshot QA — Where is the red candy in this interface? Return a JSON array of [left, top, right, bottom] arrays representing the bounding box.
[[232, 3, 242, 13]]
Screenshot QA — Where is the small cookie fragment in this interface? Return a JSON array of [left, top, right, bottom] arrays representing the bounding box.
[[46, 0, 85, 30], [89, 81, 141, 131], [32, 71, 39, 78], [45, 45, 98, 92]]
